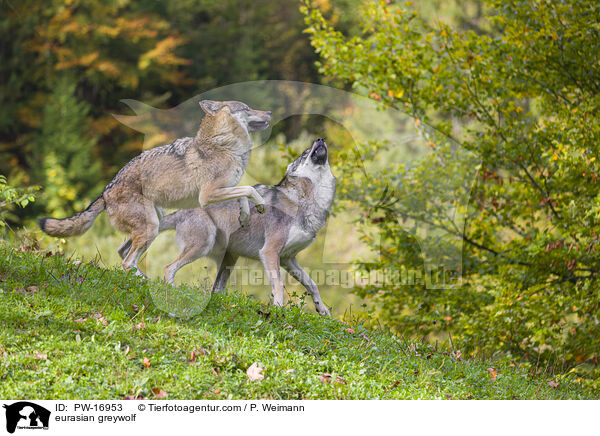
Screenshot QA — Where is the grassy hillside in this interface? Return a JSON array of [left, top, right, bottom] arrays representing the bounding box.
[[55, 212, 366, 318], [0, 244, 594, 399]]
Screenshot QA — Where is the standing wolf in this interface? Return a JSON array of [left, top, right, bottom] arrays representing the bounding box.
[[39, 100, 271, 275], [139, 138, 336, 315]]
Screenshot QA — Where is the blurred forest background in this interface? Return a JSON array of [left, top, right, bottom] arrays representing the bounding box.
[[1, 0, 599, 384]]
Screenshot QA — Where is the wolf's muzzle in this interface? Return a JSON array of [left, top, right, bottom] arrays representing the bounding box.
[[248, 111, 272, 131], [310, 138, 328, 165]]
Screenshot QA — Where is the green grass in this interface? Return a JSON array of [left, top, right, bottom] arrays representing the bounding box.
[[0, 244, 594, 399], [56, 211, 367, 318]]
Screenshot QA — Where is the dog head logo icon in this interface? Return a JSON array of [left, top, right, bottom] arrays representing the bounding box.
[[3, 402, 50, 434]]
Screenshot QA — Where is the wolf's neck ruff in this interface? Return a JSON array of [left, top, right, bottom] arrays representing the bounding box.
[[285, 176, 335, 236], [194, 110, 251, 156]]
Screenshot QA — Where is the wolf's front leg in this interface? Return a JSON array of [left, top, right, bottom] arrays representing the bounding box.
[[238, 197, 250, 226], [199, 186, 266, 213], [248, 188, 266, 213], [283, 257, 330, 316], [259, 246, 285, 307]]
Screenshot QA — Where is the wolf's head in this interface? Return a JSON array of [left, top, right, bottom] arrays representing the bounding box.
[[199, 100, 271, 132], [284, 138, 336, 205]]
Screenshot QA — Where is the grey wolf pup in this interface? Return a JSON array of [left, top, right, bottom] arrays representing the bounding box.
[[39, 100, 271, 275], [125, 138, 336, 315]]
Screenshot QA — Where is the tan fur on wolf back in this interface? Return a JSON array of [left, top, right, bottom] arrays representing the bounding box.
[[39, 100, 271, 275]]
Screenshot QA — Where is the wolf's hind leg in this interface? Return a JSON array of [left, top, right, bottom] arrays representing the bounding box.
[[163, 247, 202, 284], [118, 200, 160, 275], [118, 207, 165, 260], [117, 239, 132, 260], [122, 233, 156, 277], [212, 252, 239, 294], [163, 217, 217, 284], [283, 257, 330, 316]]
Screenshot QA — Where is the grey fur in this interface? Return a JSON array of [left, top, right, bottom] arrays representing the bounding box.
[[124, 138, 336, 315]]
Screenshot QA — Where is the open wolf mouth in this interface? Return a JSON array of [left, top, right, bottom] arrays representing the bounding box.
[[310, 138, 328, 165], [248, 120, 270, 130]]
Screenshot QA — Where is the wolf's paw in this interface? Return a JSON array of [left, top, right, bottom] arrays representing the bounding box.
[[256, 204, 265, 214], [135, 269, 148, 279], [238, 208, 250, 227], [317, 305, 331, 317]]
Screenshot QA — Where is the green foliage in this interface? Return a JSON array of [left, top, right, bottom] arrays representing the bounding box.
[[0, 175, 38, 228], [303, 0, 600, 370], [0, 0, 191, 204], [0, 244, 595, 399], [29, 76, 102, 217], [0, 0, 363, 223]]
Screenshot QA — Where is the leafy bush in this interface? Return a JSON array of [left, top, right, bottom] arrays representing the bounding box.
[[0, 175, 38, 229], [303, 0, 600, 373]]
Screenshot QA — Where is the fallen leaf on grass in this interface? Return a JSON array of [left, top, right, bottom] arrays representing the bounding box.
[[132, 322, 146, 332], [344, 328, 355, 334], [257, 309, 271, 318], [246, 362, 264, 381], [15, 287, 38, 295], [452, 350, 463, 361], [360, 333, 372, 344], [320, 373, 332, 383], [320, 373, 345, 384], [92, 312, 108, 326], [27, 352, 47, 360], [334, 376, 346, 384], [151, 388, 168, 399], [548, 381, 559, 388], [189, 349, 208, 362], [143, 357, 150, 368], [487, 367, 499, 381]]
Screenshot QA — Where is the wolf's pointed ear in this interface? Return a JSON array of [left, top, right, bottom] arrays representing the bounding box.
[[199, 100, 221, 116]]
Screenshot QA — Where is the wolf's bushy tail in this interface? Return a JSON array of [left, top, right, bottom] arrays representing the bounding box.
[[38, 195, 106, 237]]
